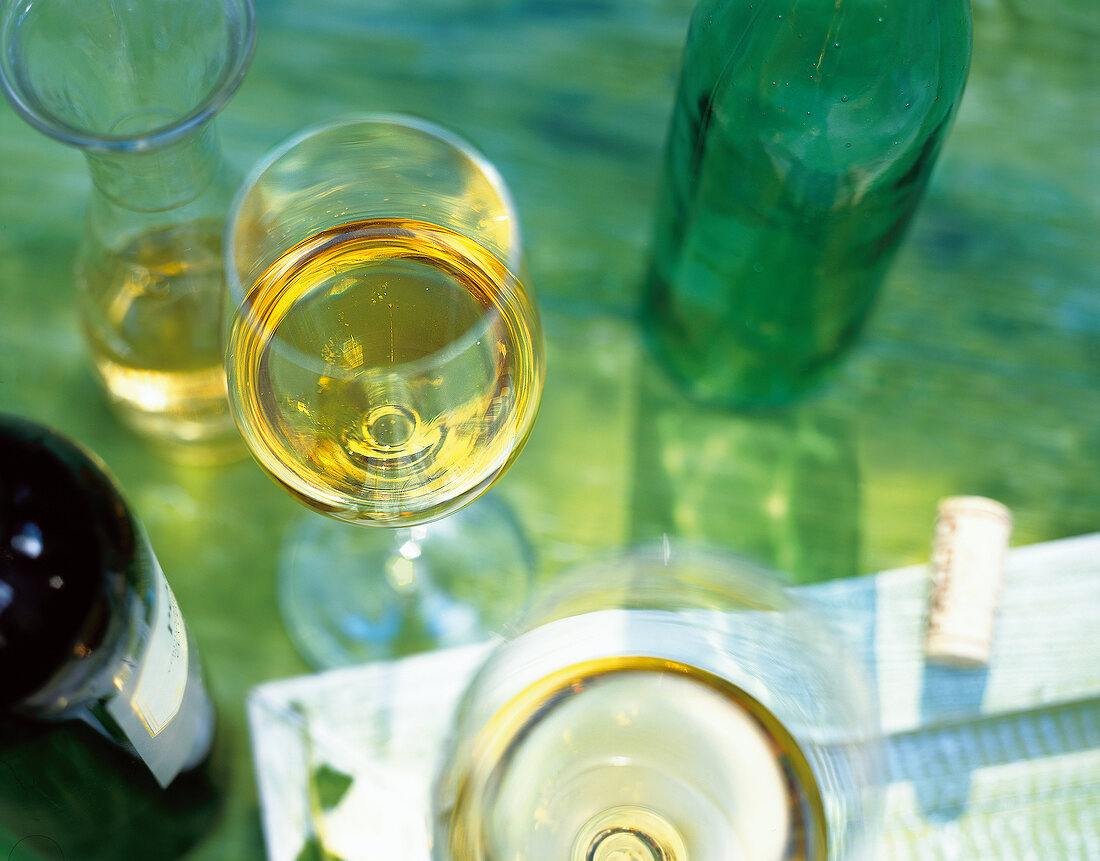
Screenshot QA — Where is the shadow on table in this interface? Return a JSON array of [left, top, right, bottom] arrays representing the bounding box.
[[627, 344, 862, 587], [916, 662, 991, 821]]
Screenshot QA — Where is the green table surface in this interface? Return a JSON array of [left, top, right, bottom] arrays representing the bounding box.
[[0, 0, 1097, 857]]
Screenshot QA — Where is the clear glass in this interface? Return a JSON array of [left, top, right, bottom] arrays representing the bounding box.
[[644, 0, 972, 408], [0, 0, 256, 462], [224, 115, 545, 667], [433, 543, 880, 861]]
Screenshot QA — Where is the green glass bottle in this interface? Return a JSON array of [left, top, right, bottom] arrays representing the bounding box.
[[644, 0, 972, 407], [0, 415, 225, 860]]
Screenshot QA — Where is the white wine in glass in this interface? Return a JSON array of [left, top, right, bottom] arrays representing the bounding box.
[[433, 545, 879, 861], [228, 217, 541, 525], [224, 116, 544, 666]]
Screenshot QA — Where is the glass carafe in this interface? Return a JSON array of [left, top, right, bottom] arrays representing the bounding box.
[[0, 0, 256, 462]]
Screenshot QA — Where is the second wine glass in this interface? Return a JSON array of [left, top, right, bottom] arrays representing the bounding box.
[[223, 115, 545, 667], [432, 543, 880, 861]]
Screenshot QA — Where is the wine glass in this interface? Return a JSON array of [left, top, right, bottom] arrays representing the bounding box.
[[223, 115, 544, 667], [432, 542, 880, 861]]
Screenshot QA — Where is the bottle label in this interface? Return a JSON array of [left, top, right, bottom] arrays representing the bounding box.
[[132, 569, 188, 734], [105, 551, 213, 788]]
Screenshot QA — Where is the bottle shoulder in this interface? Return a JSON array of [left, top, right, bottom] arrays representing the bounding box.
[[0, 416, 136, 712], [671, 0, 972, 192], [684, 0, 972, 102]]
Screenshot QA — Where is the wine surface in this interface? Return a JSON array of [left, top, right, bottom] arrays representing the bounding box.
[[79, 221, 236, 448], [445, 656, 826, 861], [227, 218, 542, 525]]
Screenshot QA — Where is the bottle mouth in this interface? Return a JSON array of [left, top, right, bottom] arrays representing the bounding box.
[[0, 0, 257, 153]]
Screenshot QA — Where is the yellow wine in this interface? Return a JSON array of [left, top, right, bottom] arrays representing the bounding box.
[[226, 218, 543, 525], [444, 656, 827, 861], [78, 221, 237, 454]]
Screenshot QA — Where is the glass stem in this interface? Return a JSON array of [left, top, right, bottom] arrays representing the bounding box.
[[573, 807, 686, 861]]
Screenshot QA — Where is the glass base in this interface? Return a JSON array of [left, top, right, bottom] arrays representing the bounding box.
[[278, 494, 535, 669], [133, 421, 249, 466], [102, 381, 247, 465]]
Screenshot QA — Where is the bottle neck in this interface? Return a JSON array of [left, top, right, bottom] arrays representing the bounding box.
[[16, 586, 138, 722], [84, 122, 223, 213]]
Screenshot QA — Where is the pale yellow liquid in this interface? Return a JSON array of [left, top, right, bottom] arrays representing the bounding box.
[[226, 218, 542, 525], [445, 656, 826, 861], [78, 221, 237, 455]]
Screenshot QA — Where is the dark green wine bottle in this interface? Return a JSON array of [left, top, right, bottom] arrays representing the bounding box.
[[0, 415, 225, 860], [645, 0, 972, 407]]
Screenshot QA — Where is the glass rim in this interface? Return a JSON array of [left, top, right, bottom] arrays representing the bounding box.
[[224, 111, 525, 292], [223, 112, 528, 383], [508, 539, 794, 630], [0, 0, 257, 153]]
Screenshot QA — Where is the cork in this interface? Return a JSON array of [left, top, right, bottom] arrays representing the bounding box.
[[925, 496, 1013, 668]]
